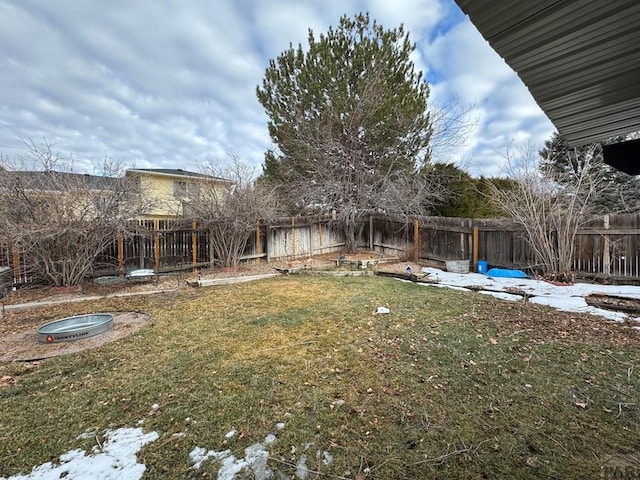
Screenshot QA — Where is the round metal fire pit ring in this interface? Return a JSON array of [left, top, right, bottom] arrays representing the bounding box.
[[37, 313, 114, 344]]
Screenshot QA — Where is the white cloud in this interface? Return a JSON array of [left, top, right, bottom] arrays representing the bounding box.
[[421, 18, 554, 176]]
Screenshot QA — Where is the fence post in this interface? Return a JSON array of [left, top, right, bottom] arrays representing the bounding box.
[[154, 219, 160, 272], [473, 225, 479, 272], [256, 222, 262, 265], [369, 216, 374, 251], [12, 245, 20, 284], [318, 220, 323, 255], [603, 214, 610, 276], [266, 224, 272, 263], [191, 221, 197, 272], [291, 217, 296, 258], [413, 219, 419, 262], [117, 231, 124, 276]]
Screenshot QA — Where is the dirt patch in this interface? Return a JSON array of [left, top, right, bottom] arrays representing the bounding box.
[[0, 312, 151, 362]]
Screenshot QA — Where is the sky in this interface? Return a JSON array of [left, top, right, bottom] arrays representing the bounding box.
[[0, 0, 556, 178]]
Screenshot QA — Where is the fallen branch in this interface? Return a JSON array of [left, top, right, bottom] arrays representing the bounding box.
[[269, 457, 351, 480]]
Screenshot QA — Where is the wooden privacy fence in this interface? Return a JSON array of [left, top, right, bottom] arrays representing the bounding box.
[[3, 216, 347, 283], [370, 213, 640, 281], [4, 213, 640, 284], [96, 219, 210, 275], [93, 217, 345, 277]]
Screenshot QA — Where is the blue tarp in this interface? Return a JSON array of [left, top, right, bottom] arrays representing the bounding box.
[[487, 268, 528, 278]]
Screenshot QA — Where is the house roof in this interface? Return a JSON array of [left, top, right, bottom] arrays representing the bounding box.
[[126, 168, 231, 183], [453, 0, 640, 147], [2, 170, 119, 191]]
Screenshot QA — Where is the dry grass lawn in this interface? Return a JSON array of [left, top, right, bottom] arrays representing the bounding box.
[[1, 273, 640, 479]]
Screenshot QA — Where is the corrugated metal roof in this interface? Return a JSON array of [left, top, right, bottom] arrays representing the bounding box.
[[454, 0, 640, 146]]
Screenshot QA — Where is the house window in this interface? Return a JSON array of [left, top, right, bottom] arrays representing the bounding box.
[[173, 180, 188, 199]]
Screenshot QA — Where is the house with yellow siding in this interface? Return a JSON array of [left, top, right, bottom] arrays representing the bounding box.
[[125, 168, 232, 219]]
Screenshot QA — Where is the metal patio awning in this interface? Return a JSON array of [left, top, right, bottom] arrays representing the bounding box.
[[454, 0, 640, 173]]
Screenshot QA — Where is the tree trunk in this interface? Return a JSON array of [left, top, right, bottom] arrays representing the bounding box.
[[344, 223, 357, 253], [208, 227, 216, 268]]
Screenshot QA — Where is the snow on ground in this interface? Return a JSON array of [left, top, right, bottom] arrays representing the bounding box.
[[420, 267, 640, 323], [189, 426, 334, 480], [2, 416, 331, 480], [0, 427, 158, 480], [189, 432, 277, 479]]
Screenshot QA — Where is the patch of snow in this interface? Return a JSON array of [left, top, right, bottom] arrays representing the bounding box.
[[477, 291, 522, 302], [321, 451, 333, 466], [225, 429, 237, 439], [429, 283, 472, 292], [295, 454, 309, 479], [1, 427, 158, 480], [189, 446, 219, 470], [218, 453, 249, 480], [420, 267, 640, 321], [190, 433, 277, 480], [275, 423, 286, 431], [244, 443, 271, 479], [529, 296, 627, 322]]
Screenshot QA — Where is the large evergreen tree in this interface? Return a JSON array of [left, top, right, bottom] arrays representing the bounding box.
[[428, 163, 514, 218], [256, 13, 441, 251]]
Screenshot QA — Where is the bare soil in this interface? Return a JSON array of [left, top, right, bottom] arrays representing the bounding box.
[[0, 312, 151, 362]]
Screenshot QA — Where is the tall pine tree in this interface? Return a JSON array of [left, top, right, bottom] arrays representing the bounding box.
[[256, 13, 441, 251]]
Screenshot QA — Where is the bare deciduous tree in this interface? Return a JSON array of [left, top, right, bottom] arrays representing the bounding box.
[[283, 128, 449, 251], [489, 142, 603, 281], [0, 139, 151, 286], [185, 154, 283, 267]]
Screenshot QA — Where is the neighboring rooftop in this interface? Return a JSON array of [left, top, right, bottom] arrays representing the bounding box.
[[1, 168, 233, 192], [1, 170, 119, 191], [126, 168, 231, 182]]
